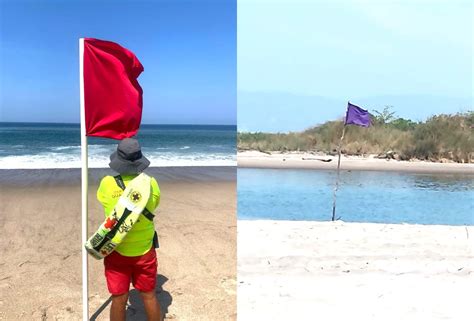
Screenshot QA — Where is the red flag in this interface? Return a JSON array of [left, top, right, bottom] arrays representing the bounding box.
[[82, 38, 144, 139]]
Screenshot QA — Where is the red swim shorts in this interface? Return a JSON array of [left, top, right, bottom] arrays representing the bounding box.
[[104, 248, 157, 295]]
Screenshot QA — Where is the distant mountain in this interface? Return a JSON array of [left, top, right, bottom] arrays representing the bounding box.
[[238, 91, 472, 133]]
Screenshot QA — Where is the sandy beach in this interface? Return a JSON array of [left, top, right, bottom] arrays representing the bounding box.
[[238, 220, 474, 321], [0, 167, 236, 321], [238, 151, 474, 174]]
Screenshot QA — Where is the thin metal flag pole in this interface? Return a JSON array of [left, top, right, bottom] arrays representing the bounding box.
[[331, 124, 346, 221], [79, 37, 89, 321]]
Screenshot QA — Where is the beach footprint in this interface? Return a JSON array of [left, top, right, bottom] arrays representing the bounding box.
[[220, 276, 237, 295]]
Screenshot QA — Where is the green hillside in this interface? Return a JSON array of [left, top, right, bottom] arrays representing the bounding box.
[[238, 110, 474, 163]]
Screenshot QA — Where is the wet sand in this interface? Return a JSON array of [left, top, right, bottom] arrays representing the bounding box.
[[238, 151, 474, 174], [238, 220, 473, 321], [0, 167, 236, 321], [0, 166, 236, 187]]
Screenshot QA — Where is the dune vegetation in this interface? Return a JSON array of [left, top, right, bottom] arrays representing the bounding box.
[[238, 108, 474, 163]]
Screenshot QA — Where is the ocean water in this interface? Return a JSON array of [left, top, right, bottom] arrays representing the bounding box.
[[238, 168, 474, 225], [0, 123, 236, 169]]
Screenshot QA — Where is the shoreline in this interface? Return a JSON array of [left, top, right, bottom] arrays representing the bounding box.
[[0, 166, 236, 187], [238, 151, 474, 174], [241, 218, 474, 228], [238, 218, 474, 227], [0, 162, 237, 170], [238, 219, 473, 321]]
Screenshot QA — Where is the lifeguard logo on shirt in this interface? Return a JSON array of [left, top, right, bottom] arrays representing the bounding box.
[[130, 191, 142, 203]]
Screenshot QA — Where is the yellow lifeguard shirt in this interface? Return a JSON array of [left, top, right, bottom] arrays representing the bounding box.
[[97, 174, 160, 257]]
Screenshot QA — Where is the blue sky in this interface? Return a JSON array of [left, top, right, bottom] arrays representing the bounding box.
[[0, 0, 236, 125], [238, 0, 473, 132]]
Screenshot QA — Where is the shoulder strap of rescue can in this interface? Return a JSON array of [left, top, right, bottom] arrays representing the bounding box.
[[113, 175, 155, 221]]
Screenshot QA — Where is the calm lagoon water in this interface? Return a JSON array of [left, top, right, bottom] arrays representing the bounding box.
[[238, 168, 474, 226]]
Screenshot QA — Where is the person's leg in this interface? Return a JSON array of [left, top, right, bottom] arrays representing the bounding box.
[[105, 252, 133, 321], [132, 248, 160, 320], [140, 290, 162, 321], [110, 292, 129, 321]]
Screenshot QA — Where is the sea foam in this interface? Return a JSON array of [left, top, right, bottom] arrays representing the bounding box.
[[0, 153, 236, 169]]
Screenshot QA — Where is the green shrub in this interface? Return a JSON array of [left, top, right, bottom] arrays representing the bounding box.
[[238, 111, 474, 163]]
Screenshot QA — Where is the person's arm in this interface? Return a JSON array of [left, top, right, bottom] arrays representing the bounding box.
[[97, 176, 114, 217], [148, 177, 161, 213]]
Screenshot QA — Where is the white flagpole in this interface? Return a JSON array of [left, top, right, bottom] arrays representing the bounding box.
[[331, 124, 346, 221], [79, 37, 89, 321]]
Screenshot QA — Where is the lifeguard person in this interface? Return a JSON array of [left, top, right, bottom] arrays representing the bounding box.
[[97, 138, 161, 321]]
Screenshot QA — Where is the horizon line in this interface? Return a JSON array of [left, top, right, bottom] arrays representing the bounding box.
[[0, 121, 237, 126]]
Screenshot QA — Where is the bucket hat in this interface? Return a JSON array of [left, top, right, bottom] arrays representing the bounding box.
[[109, 138, 150, 174]]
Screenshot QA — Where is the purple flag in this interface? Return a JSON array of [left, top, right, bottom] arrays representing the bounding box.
[[345, 102, 371, 127]]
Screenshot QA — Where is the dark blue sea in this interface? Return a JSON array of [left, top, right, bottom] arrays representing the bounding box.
[[0, 122, 236, 168], [238, 168, 474, 226]]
